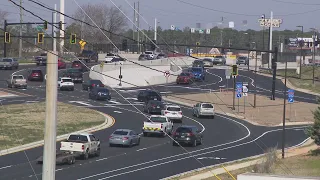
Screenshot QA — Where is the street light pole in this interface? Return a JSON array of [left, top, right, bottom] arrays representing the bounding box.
[[282, 48, 288, 159], [297, 25, 303, 79], [311, 28, 317, 85]]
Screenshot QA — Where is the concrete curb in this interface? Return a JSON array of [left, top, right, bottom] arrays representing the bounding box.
[[163, 97, 313, 127], [162, 138, 315, 180], [0, 112, 115, 156]]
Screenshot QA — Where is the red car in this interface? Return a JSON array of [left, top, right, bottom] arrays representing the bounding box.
[[176, 72, 194, 84], [58, 59, 66, 69]]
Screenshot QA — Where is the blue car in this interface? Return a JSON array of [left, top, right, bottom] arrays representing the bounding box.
[[190, 67, 205, 81]]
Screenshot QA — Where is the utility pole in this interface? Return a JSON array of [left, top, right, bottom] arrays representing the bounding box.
[[254, 48, 258, 108], [59, 0, 65, 54], [296, 26, 304, 79], [271, 47, 278, 100], [282, 46, 287, 159], [19, 0, 23, 58], [137, 1, 140, 54], [3, 20, 7, 57], [42, 51, 58, 180], [154, 18, 157, 41], [262, 14, 265, 50], [133, 2, 135, 52], [312, 31, 316, 85], [52, 4, 57, 51], [269, 11, 273, 69]]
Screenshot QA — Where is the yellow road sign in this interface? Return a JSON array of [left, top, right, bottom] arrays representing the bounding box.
[[100, 61, 104, 68], [79, 39, 86, 47], [196, 42, 200, 46]]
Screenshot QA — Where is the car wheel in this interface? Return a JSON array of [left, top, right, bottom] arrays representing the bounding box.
[[212, 115, 215, 119], [83, 150, 89, 160], [95, 148, 101, 157], [192, 139, 197, 147], [196, 112, 200, 118], [128, 140, 133, 147], [68, 157, 75, 165]]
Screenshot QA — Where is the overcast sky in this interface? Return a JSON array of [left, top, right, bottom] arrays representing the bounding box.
[[2, 0, 320, 31]]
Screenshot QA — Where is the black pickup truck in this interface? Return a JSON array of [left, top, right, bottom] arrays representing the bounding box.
[[78, 50, 98, 63], [62, 68, 83, 83]]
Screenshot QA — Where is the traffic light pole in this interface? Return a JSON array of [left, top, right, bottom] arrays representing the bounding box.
[[3, 20, 7, 57], [232, 76, 235, 110], [271, 47, 278, 100]]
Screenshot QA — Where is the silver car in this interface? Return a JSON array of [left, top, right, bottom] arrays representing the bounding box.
[[212, 55, 226, 65], [192, 103, 215, 118], [109, 129, 140, 147], [202, 58, 214, 67]]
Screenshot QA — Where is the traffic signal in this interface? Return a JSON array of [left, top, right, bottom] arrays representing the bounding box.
[[122, 39, 127, 51], [4, 32, 10, 43], [70, 34, 76, 44], [58, 21, 62, 30], [315, 39, 320, 46], [232, 65, 238, 76], [44, 21, 48, 30], [38, 33, 44, 44]]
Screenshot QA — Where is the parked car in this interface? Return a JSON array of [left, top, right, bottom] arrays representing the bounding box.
[[137, 89, 162, 102], [172, 125, 203, 147], [58, 59, 67, 69], [35, 53, 47, 66], [190, 67, 205, 81], [82, 79, 104, 91], [236, 56, 249, 65], [27, 69, 44, 82], [143, 100, 165, 114], [88, 87, 111, 101], [62, 68, 83, 83], [212, 55, 226, 65], [192, 60, 205, 69], [176, 72, 194, 84], [60, 133, 100, 160], [7, 75, 27, 89], [202, 58, 214, 67], [192, 102, 215, 118], [0, 58, 19, 69], [109, 129, 140, 147], [142, 115, 173, 137], [58, 77, 74, 91], [161, 104, 183, 123]]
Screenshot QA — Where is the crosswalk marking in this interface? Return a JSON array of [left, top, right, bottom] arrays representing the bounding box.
[[69, 101, 93, 106], [109, 100, 121, 104]]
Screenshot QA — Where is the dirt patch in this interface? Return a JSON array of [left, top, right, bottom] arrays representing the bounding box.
[[167, 92, 317, 126], [0, 102, 105, 150]]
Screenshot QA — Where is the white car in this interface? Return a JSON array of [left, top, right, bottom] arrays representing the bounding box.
[[105, 53, 117, 63], [192, 103, 215, 118], [145, 51, 155, 59], [161, 105, 183, 123], [58, 77, 74, 91]]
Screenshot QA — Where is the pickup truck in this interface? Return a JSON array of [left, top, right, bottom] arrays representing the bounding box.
[[0, 58, 19, 70], [35, 53, 47, 66], [142, 115, 173, 137], [60, 133, 100, 160], [7, 75, 27, 89], [78, 50, 98, 63]]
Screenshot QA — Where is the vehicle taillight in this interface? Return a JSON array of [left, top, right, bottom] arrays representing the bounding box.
[[81, 145, 85, 150], [179, 111, 182, 115], [172, 132, 177, 136], [186, 133, 193, 136], [92, 84, 95, 87], [123, 137, 129, 140], [165, 111, 169, 114]]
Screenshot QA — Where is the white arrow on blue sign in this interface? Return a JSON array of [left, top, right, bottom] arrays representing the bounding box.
[[288, 98, 294, 103], [236, 94, 242, 98]]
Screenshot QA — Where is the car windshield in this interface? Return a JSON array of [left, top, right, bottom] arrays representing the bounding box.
[[215, 56, 223, 58], [149, 116, 167, 123], [202, 104, 213, 108], [68, 135, 88, 142], [113, 130, 129, 135], [148, 91, 160, 96], [192, 68, 202, 72], [2, 59, 12, 62], [167, 107, 180, 111], [62, 78, 73, 82], [13, 75, 23, 79], [238, 56, 247, 60], [32, 70, 42, 73], [180, 73, 190, 76], [176, 127, 192, 133]]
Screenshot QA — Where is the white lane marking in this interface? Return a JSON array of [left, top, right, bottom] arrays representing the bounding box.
[[78, 126, 304, 180], [103, 104, 143, 106], [12, 68, 29, 76], [113, 111, 122, 114], [96, 157, 108, 162], [197, 157, 226, 160], [109, 100, 121, 104], [125, 97, 138, 101], [183, 116, 206, 133], [160, 91, 172, 94], [136, 142, 170, 152], [0, 165, 12, 170], [119, 89, 146, 92], [25, 101, 39, 103], [69, 101, 92, 106], [136, 148, 147, 152]]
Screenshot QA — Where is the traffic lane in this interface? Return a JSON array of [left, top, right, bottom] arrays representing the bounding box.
[[72, 128, 308, 180]]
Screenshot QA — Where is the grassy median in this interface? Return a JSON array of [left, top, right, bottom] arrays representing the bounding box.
[[0, 102, 105, 150]]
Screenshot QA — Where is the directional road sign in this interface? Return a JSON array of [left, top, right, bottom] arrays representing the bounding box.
[[288, 89, 294, 103], [236, 82, 242, 98], [288, 98, 294, 103], [236, 94, 242, 98]]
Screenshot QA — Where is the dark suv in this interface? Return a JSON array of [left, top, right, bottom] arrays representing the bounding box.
[[172, 125, 203, 147], [142, 100, 165, 114], [192, 60, 205, 69], [137, 90, 162, 102], [62, 68, 83, 83], [89, 87, 111, 101], [28, 69, 44, 81], [82, 79, 104, 91]]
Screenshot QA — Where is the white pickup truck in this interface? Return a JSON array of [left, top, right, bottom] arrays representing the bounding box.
[[7, 75, 27, 89], [60, 133, 100, 160], [142, 115, 173, 137]]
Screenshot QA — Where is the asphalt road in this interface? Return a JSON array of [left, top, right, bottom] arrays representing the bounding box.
[[0, 64, 310, 180]]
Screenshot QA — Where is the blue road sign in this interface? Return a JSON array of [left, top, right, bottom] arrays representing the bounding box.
[[288, 97, 294, 103], [288, 89, 294, 98], [236, 94, 242, 98], [236, 82, 242, 89]]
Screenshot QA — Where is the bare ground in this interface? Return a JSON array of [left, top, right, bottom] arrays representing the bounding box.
[[167, 91, 317, 126], [0, 102, 105, 150]]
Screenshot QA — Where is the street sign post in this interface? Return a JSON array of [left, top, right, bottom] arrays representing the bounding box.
[[242, 82, 249, 114], [288, 89, 294, 120], [225, 69, 231, 91], [164, 71, 170, 97], [236, 82, 242, 113]]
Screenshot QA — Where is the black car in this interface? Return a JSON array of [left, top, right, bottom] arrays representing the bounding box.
[[89, 87, 111, 101], [192, 60, 205, 69], [142, 100, 165, 114], [27, 69, 44, 81], [82, 79, 104, 91], [156, 53, 167, 59], [111, 57, 125, 63], [172, 125, 203, 147], [62, 68, 83, 83], [137, 90, 162, 102]]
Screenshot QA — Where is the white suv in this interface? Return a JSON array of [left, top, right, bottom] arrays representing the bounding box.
[[161, 105, 183, 123], [192, 103, 215, 118], [58, 77, 74, 91]]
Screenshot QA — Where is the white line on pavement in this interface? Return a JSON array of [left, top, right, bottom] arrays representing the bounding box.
[[113, 111, 122, 114]]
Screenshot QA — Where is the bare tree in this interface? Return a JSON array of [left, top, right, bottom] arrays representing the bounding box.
[[72, 3, 127, 45], [0, 9, 8, 27]]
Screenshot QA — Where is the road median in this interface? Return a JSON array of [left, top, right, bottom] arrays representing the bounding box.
[[0, 102, 115, 156]]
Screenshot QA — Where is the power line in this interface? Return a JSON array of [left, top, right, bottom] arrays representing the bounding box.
[[272, 0, 320, 5]]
